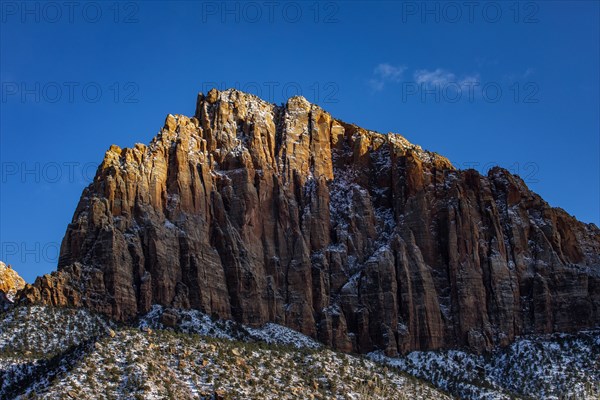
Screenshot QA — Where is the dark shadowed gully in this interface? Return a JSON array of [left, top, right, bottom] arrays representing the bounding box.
[[20, 89, 600, 356]]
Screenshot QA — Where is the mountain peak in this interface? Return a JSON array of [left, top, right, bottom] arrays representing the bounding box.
[[20, 89, 600, 356]]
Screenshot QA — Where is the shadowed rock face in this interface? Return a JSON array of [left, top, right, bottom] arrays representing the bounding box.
[[21, 89, 600, 355]]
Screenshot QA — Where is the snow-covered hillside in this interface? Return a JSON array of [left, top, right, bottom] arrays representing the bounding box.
[[2, 304, 598, 399], [0, 305, 449, 399], [138, 305, 322, 349], [370, 329, 600, 400]]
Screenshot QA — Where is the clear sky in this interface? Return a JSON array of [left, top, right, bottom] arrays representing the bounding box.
[[1, 1, 599, 282]]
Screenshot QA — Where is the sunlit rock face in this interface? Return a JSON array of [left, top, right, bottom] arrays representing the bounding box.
[[0, 261, 25, 303], [22, 88, 600, 355]]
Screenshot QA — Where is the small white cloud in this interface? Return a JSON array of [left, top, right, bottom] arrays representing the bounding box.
[[369, 63, 407, 91], [414, 68, 456, 86], [414, 68, 480, 88], [374, 63, 406, 82]]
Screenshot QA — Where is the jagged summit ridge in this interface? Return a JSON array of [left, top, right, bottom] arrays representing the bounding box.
[[21, 88, 600, 356], [101, 88, 449, 178]]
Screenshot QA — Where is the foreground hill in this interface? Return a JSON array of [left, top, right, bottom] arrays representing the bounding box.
[[0, 306, 450, 399], [1, 305, 598, 399]]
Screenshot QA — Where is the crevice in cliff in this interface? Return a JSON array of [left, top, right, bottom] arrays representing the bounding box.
[[273, 104, 285, 163]]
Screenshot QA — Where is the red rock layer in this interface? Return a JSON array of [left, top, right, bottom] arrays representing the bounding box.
[[22, 89, 600, 355]]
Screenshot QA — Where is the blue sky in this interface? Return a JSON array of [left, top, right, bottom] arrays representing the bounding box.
[[1, 1, 599, 282]]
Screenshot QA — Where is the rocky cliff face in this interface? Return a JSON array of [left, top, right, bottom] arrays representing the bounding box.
[[21, 89, 600, 355], [0, 261, 26, 303]]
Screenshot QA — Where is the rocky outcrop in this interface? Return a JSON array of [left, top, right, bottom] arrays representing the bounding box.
[[0, 261, 26, 302], [21, 89, 600, 355]]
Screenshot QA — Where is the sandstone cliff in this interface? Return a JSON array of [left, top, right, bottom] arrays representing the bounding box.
[[0, 261, 26, 302], [21, 89, 600, 355]]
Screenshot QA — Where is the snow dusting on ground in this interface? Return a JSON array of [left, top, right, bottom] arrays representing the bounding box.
[[2, 305, 598, 399], [1, 305, 447, 399], [369, 329, 600, 400]]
